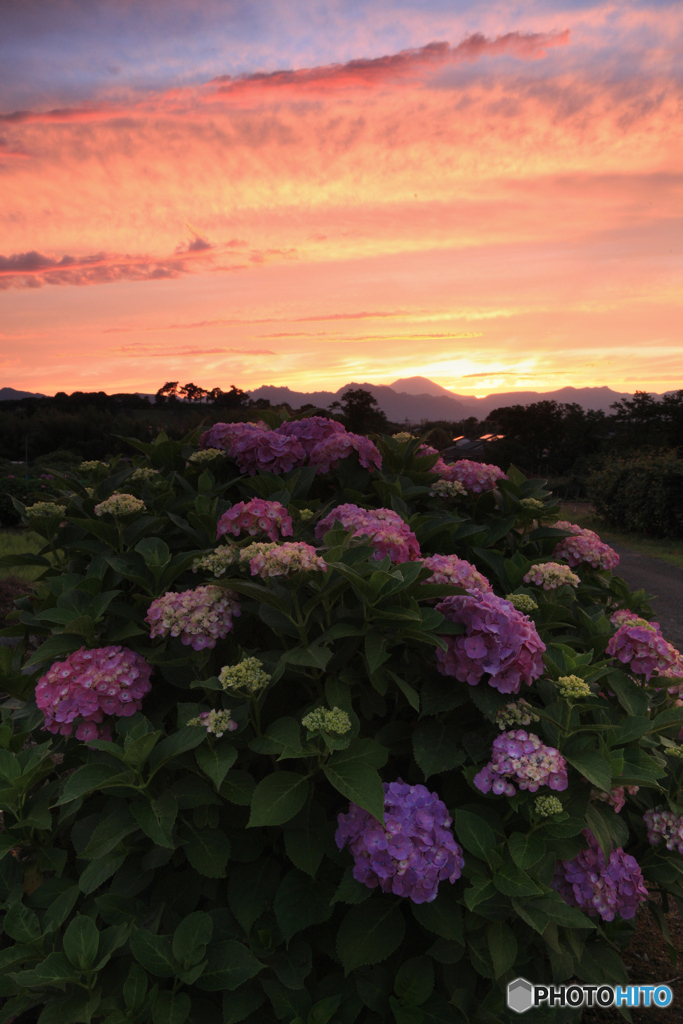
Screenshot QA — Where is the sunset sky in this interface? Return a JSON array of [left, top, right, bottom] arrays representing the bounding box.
[[1, 0, 681, 398]]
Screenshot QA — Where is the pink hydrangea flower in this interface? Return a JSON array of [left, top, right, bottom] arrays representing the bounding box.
[[231, 430, 307, 476], [474, 729, 568, 795], [607, 623, 683, 681], [216, 499, 293, 543], [240, 541, 327, 578], [308, 432, 382, 474], [591, 785, 639, 814], [435, 459, 507, 494], [552, 521, 619, 571], [421, 554, 492, 595], [145, 585, 241, 651], [523, 562, 580, 590], [552, 829, 648, 921], [35, 645, 152, 741], [315, 503, 420, 563], [274, 416, 346, 455], [335, 780, 465, 904], [435, 593, 545, 694], [610, 609, 661, 633]]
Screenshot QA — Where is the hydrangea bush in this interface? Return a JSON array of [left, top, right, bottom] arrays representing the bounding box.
[[1, 418, 683, 1023]]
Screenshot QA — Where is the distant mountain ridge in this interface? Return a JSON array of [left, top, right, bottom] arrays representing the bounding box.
[[1, 379, 674, 422]]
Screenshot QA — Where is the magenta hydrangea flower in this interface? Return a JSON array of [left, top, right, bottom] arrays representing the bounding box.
[[274, 416, 346, 455], [607, 623, 683, 681], [436, 459, 507, 494], [199, 421, 269, 450], [232, 430, 307, 476], [552, 829, 648, 921], [335, 780, 465, 904], [552, 520, 619, 571], [421, 554, 492, 595], [435, 593, 545, 694], [35, 645, 152, 741], [145, 585, 240, 651], [474, 730, 568, 796], [308, 432, 382, 474], [315, 503, 420, 562], [644, 808, 683, 854], [216, 499, 293, 543]]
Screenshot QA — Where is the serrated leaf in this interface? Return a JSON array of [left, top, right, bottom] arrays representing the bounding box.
[[336, 901, 405, 974], [413, 719, 465, 780], [487, 921, 517, 980], [183, 827, 231, 878], [411, 885, 463, 942], [131, 793, 178, 849], [273, 871, 334, 942], [63, 916, 100, 971], [508, 832, 546, 870], [151, 991, 190, 1024], [173, 912, 213, 968], [564, 751, 612, 792], [195, 741, 238, 790], [130, 927, 177, 978], [57, 764, 134, 805], [195, 940, 262, 991], [453, 809, 497, 862], [248, 772, 309, 828]]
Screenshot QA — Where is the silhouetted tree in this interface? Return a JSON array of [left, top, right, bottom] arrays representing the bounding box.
[[334, 388, 388, 435], [155, 382, 179, 405]]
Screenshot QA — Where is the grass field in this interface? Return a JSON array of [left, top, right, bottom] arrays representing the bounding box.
[[0, 529, 50, 581], [559, 502, 683, 570]]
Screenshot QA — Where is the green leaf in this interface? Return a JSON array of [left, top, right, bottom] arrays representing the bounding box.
[[365, 633, 391, 675], [411, 886, 463, 943], [219, 771, 255, 806], [323, 740, 386, 823], [413, 720, 465, 780], [508, 832, 546, 870], [394, 956, 434, 1006], [3, 902, 41, 943], [79, 854, 126, 895], [63, 916, 100, 971], [130, 927, 177, 978], [248, 772, 309, 828], [336, 901, 406, 974], [273, 871, 334, 942], [131, 793, 178, 849], [331, 867, 372, 906], [564, 751, 612, 792], [195, 940, 262, 992], [606, 670, 649, 717], [24, 634, 82, 669], [487, 921, 517, 980], [83, 803, 138, 860], [453, 810, 496, 862], [183, 827, 231, 878], [57, 764, 133, 805], [283, 803, 326, 878], [148, 727, 206, 771], [123, 962, 148, 1011], [135, 537, 171, 567], [228, 859, 280, 933], [11, 952, 79, 988], [173, 912, 213, 969], [221, 982, 265, 1024], [43, 886, 80, 935], [493, 863, 543, 898], [195, 740, 237, 791], [151, 991, 191, 1024]]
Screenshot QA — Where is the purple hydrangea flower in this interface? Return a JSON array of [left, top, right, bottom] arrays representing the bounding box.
[[35, 645, 152, 741], [474, 730, 568, 795], [644, 808, 683, 853], [434, 459, 507, 494], [335, 780, 465, 904], [552, 829, 648, 921], [199, 421, 268, 451], [435, 593, 545, 694], [274, 416, 346, 455]]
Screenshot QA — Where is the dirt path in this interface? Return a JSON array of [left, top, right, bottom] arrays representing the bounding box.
[[611, 544, 683, 650]]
